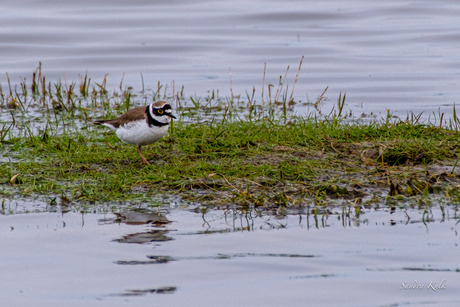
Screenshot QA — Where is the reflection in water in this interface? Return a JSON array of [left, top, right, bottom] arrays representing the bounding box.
[[116, 253, 317, 266], [115, 230, 172, 244], [111, 205, 459, 268], [102, 209, 178, 297], [116, 256, 173, 265], [106, 206, 458, 242], [100, 209, 173, 244], [105, 205, 459, 305], [116, 286, 177, 297], [113, 210, 171, 226], [1, 202, 459, 306]]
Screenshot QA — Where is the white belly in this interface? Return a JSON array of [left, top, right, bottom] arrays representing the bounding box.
[[115, 121, 169, 146]]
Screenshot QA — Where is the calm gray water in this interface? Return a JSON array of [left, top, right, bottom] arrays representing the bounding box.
[[0, 202, 459, 307], [1, 0, 460, 119]]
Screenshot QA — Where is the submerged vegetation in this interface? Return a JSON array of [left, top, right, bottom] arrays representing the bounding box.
[[1, 63, 460, 215]]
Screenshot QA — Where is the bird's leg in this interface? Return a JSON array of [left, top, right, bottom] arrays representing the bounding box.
[[137, 145, 150, 165]]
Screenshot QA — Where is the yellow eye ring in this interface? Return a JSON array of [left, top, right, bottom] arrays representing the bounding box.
[[157, 109, 164, 114]]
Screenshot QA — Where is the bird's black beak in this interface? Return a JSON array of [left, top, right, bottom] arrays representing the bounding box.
[[167, 113, 177, 119]]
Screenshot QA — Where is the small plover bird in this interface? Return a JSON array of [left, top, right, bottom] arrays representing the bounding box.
[[93, 100, 176, 164]]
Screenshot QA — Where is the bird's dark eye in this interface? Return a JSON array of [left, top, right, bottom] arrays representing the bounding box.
[[157, 109, 164, 114]]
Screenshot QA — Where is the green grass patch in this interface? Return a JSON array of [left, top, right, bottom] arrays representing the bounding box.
[[2, 117, 460, 209], [2, 67, 460, 211]]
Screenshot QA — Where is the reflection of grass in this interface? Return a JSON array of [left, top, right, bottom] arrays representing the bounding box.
[[2, 66, 460, 211]]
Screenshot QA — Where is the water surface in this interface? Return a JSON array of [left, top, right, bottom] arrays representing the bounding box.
[[1, 201, 459, 306], [1, 0, 460, 119]]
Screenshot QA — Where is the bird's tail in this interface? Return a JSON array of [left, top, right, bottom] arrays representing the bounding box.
[[92, 120, 106, 125]]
